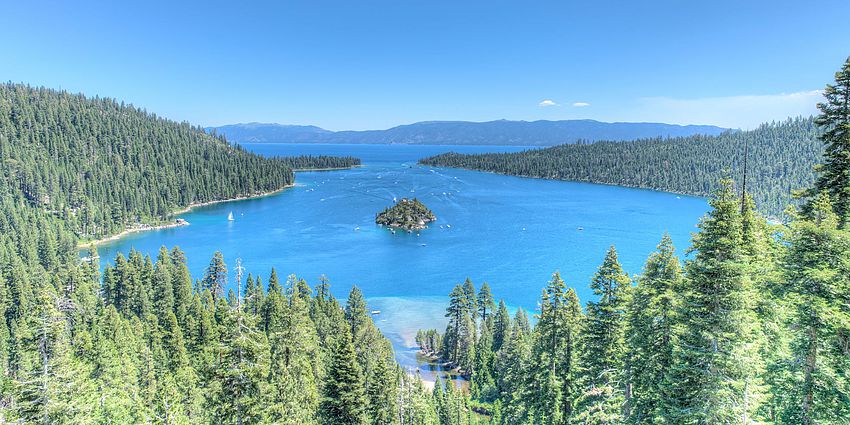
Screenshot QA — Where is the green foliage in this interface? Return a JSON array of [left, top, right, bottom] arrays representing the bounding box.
[[528, 273, 584, 423], [666, 179, 759, 423], [575, 247, 630, 424], [0, 83, 359, 240], [420, 117, 821, 216], [6, 58, 850, 424], [490, 301, 510, 353], [470, 315, 496, 401], [0, 82, 412, 422], [376, 198, 436, 231], [416, 329, 443, 356], [202, 251, 227, 303], [807, 56, 850, 227], [1, 246, 444, 424], [624, 234, 682, 424], [477, 282, 495, 322], [780, 193, 850, 423], [320, 328, 368, 425], [417, 172, 849, 425]]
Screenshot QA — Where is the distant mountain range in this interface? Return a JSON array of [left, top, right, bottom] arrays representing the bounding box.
[[207, 123, 332, 143], [206, 120, 730, 146]]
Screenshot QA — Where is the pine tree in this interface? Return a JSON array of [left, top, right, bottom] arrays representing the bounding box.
[[267, 276, 321, 424], [243, 274, 259, 316], [494, 313, 531, 425], [462, 278, 477, 323], [396, 371, 438, 425], [345, 286, 370, 338], [320, 328, 368, 425], [470, 320, 496, 402], [808, 56, 850, 227], [90, 305, 145, 423], [14, 286, 97, 424], [153, 247, 175, 319], [315, 275, 331, 301], [513, 308, 531, 336], [295, 277, 313, 302], [268, 268, 282, 294], [782, 192, 850, 423], [525, 272, 584, 423], [477, 282, 495, 322], [491, 300, 511, 353], [562, 287, 583, 421], [625, 234, 682, 424], [201, 252, 227, 304], [443, 285, 470, 366], [365, 357, 399, 425], [739, 193, 778, 422], [212, 299, 270, 424], [169, 247, 193, 329], [667, 179, 759, 424], [576, 246, 630, 424]]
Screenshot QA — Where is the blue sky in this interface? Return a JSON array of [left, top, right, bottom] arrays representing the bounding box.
[[2, 0, 848, 130]]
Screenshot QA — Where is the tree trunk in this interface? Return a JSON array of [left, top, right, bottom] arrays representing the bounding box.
[[802, 324, 817, 425]]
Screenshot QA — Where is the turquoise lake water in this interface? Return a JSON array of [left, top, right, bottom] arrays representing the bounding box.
[[93, 143, 709, 377]]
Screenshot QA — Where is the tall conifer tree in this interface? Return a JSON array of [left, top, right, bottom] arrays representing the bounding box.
[[808, 56, 850, 227], [782, 192, 850, 423], [667, 179, 759, 423], [320, 329, 368, 425], [625, 234, 682, 423], [576, 246, 630, 424]]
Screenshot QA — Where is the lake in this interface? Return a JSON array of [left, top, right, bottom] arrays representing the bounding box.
[[93, 143, 709, 379]]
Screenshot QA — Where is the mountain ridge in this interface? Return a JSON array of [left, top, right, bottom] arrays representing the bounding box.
[[207, 119, 730, 146]]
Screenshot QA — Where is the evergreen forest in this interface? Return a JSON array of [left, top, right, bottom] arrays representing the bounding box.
[[420, 117, 821, 217], [0, 55, 847, 424]]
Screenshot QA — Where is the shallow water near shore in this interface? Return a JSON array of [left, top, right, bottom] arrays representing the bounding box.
[[92, 143, 709, 379]]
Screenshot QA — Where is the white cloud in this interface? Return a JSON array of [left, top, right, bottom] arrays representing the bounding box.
[[629, 90, 822, 129], [572, 102, 591, 107], [539, 99, 559, 107]]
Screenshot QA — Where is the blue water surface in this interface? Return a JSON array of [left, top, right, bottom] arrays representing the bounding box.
[[93, 143, 709, 375]]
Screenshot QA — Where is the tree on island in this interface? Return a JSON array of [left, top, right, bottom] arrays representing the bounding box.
[[375, 198, 436, 231]]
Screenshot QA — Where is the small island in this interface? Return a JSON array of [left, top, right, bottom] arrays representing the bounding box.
[[376, 198, 436, 231]]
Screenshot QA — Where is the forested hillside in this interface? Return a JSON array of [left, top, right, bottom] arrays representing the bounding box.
[[420, 117, 820, 216], [0, 84, 432, 423], [0, 83, 359, 239], [0, 54, 847, 425]]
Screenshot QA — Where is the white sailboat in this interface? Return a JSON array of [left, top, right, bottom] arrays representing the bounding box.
[[227, 212, 235, 221]]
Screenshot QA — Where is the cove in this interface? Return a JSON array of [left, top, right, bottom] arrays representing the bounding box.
[[93, 143, 709, 379]]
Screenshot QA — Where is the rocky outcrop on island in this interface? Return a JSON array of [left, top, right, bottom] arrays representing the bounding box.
[[376, 198, 436, 231]]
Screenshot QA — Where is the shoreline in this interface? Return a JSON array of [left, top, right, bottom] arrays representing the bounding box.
[[419, 163, 708, 199], [78, 220, 192, 248], [292, 164, 363, 172], [78, 184, 295, 248], [420, 164, 789, 223], [168, 184, 294, 216], [76, 163, 360, 249]]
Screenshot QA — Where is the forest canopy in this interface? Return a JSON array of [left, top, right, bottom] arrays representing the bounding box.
[[420, 117, 821, 217]]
